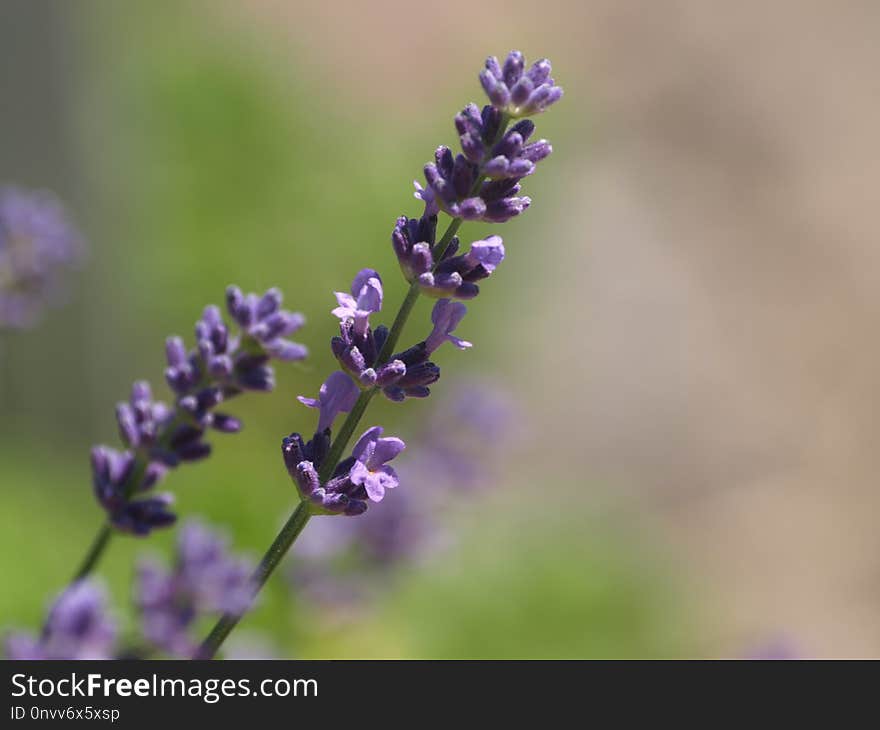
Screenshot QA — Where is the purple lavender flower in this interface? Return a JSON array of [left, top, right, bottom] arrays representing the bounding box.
[[331, 269, 383, 336], [136, 520, 254, 658], [91, 446, 175, 535], [479, 51, 563, 117], [425, 299, 472, 354], [0, 185, 84, 329], [92, 286, 306, 534], [456, 104, 552, 179], [393, 216, 505, 299], [226, 286, 308, 362], [283, 425, 405, 516], [422, 145, 531, 223], [349, 426, 405, 502], [297, 371, 360, 432], [4, 581, 116, 660]]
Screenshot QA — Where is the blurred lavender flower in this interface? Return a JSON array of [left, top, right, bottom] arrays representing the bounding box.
[[288, 488, 430, 607], [0, 185, 84, 329], [4, 581, 116, 660], [92, 286, 306, 535], [479, 51, 563, 117], [288, 381, 518, 609], [135, 520, 254, 658], [403, 379, 518, 493]]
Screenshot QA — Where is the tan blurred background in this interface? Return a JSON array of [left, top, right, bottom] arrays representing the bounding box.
[[237, 0, 880, 655]]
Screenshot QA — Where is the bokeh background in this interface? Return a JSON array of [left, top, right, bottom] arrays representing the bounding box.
[[2, 0, 879, 658]]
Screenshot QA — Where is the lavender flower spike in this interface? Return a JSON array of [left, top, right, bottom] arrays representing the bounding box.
[[91, 285, 307, 536], [332, 269, 383, 336], [425, 299, 472, 354], [349, 426, 406, 502], [4, 580, 116, 660], [480, 51, 563, 117], [297, 370, 360, 432]]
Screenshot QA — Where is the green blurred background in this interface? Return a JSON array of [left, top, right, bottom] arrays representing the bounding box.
[[6, 0, 878, 658]]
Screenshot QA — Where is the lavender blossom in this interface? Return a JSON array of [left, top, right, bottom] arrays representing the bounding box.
[[422, 145, 531, 223], [91, 446, 175, 535], [479, 51, 563, 117], [4, 581, 116, 660], [331, 269, 383, 336], [392, 215, 505, 299], [425, 299, 472, 354], [349, 426, 405, 502], [92, 286, 306, 534], [136, 520, 254, 658], [288, 488, 430, 606], [283, 425, 405, 516], [456, 104, 552, 179], [297, 371, 360, 432]]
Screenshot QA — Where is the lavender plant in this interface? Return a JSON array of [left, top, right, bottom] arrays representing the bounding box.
[[196, 50, 562, 659], [4, 49, 561, 661], [0, 185, 84, 329], [78, 287, 306, 577]]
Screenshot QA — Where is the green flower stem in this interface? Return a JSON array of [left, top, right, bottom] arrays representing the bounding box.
[[196, 499, 311, 659], [72, 524, 113, 581], [197, 115, 512, 659]]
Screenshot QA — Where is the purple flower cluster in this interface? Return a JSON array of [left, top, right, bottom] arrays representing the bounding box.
[[415, 51, 559, 224], [283, 414, 405, 515], [4, 581, 116, 660], [93, 287, 306, 535], [0, 185, 84, 329], [283, 50, 559, 521], [479, 51, 563, 118], [135, 521, 254, 658], [392, 215, 505, 300]]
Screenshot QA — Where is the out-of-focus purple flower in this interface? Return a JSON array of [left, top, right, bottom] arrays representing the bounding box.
[[135, 520, 254, 658], [349, 426, 405, 502], [331, 269, 383, 336], [479, 51, 563, 117], [0, 185, 84, 329], [91, 446, 175, 535], [92, 286, 306, 535], [297, 371, 360, 433], [226, 286, 308, 362], [402, 379, 518, 493], [283, 425, 405, 516], [4, 580, 116, 660], [425, 299, 472, 354], [392, 216, 505, 300], [288, 488, 431, 606]]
